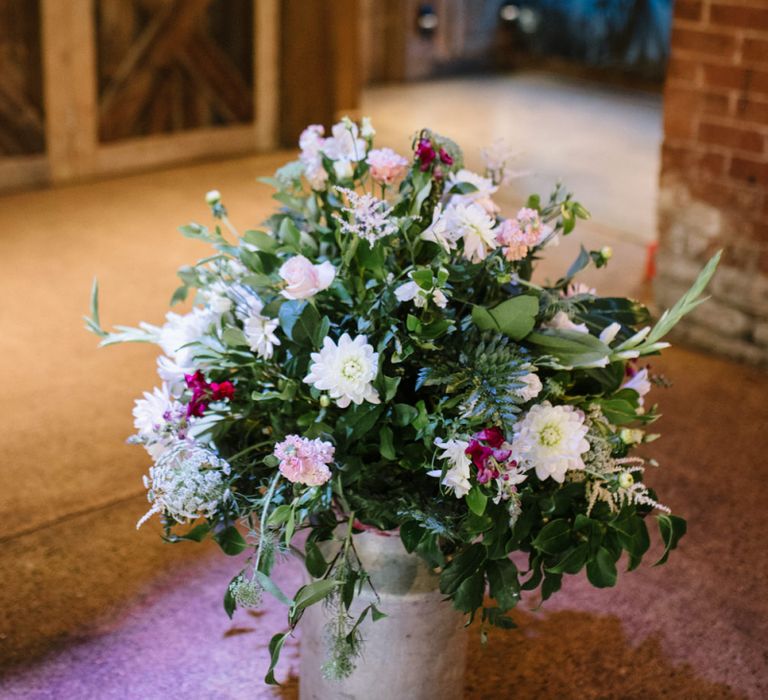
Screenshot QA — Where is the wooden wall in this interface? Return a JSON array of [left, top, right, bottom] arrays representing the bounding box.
[[362, 0, 506, 83], [0, 0, 365, 192]]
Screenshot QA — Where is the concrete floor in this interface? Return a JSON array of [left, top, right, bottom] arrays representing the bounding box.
[[1, 74, 766, 698], [363, 72, 663, 246]]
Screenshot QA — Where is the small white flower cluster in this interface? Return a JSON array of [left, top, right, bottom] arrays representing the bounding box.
[[137, 442, 231, 528], [428, 438, 472, 498], [394, 274, 449, 309], [334, 187, 398, 245]]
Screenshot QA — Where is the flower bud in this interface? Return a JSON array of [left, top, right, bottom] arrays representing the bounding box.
[[205, 189, 222, 206], [319, 394, 331, 408], [600, 246, 613, 260], [618, 472, 634, 489]]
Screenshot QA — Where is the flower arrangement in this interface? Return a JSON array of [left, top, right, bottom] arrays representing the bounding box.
[[86, 117, 719, 684]]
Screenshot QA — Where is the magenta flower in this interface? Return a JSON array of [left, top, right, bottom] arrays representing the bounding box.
[[184, 371, 235, 418], [415, 138, 436, 172], [465, 427, 516, 484]]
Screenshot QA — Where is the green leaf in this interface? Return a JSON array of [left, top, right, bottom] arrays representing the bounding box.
[[371, 605, 387, 621], [586, 547, 618, 588], [213, 526, 247, 556], [379, 426, 396, 460], [531, 519, 571, 555], [292, 579, 338, 614], [541, 571, 563, 601], [222, 327, 248, 348], [264, 631, 289, 685], [243, 229, 279, 252], [466, 486, 488, 517], [267, 504, 292, 527], [440, 543, 487, 595], [224, 576, 238, 618], [253, 570, 293, 606], [472, 295, 539, 340], [644, 251, 721, 346], [486, 558, 519, 612], [654, 514, 687, 566], [393, 404, 419, 426], [526, 330, 611, 369], [411, 268, 434, 290], [545, 543, 589, 574], [564, 245, 591, 281], [400, 521, 425, 553], [304, 541, 328, 579], [452, 571, 485, 613], [278, 217, 302, 249]]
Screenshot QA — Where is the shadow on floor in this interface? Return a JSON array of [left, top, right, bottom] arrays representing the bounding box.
[[463, 608, 743, 699]]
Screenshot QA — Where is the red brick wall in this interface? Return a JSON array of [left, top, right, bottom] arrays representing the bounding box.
[[656, 0, 768, 364]]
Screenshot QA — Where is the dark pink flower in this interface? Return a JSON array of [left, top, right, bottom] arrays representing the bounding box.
[[184, 372, 235, 417], [472, 426, 505, 448], [439, 147, 453, 165], [415, 139, 436, 171]]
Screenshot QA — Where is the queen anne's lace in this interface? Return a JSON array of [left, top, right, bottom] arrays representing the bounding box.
[[334, 188, 398, 245], [137, 442, 231, 528]]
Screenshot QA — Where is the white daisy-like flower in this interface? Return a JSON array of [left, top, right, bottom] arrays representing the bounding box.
[[445, 201, 498, 263], [335, 188, 398, 245], [244, 312, 281, 360], [427, 437, 472, 498], [304, 333, 380, 408], [447, 168, 499, 216], [201, 281, 234, 314], [517, 372, 543, 401], [132, 383, 188, 460], [511, 402, 590, 483], [599, 322, 622, 344], [137, 441, 231, 528], [156, 355, 190, 396]]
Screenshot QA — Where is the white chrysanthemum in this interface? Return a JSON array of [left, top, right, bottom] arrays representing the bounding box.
[[335, 188, 398, 245], [446, 201, 498, 263], [517, 372, 543, 401], [132, 383, 187, 460], [304, 333, 380, 408], [137, 442, 231, 528], [511, 402, 590, 483], [427, 437, 472, 498], [244, 312, 281, 360]]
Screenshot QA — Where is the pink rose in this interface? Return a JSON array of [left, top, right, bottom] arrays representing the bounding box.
[[279, 255, 336, 300], [366, 148, 409, 186]]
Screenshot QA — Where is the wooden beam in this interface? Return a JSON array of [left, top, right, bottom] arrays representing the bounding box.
[[279, 0, 362, 147], [255, 0, 278, 150], [40, 0, 98, 182]]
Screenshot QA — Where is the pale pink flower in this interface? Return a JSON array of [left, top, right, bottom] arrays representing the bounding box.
[[279, 255, 336, 300], [366, 148, 409, 186], [274, 435, 335, 486], [495, 208, 552, 262]]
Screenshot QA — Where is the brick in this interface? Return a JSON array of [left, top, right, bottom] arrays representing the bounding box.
[[675, 0, 703, 22], [742, 37, 768, 65], [689, 176, 764, 210], [702, 63, 751, 90], [664, 105, 698, 139], [672, 27, 738, 57], [661, 143, 727, 178], [735, 96, 768, 124], [698, 121, 764, 152], [666, 56, 699, 82], [710, 3, 768, 30], [729, 156, 768, 186]]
